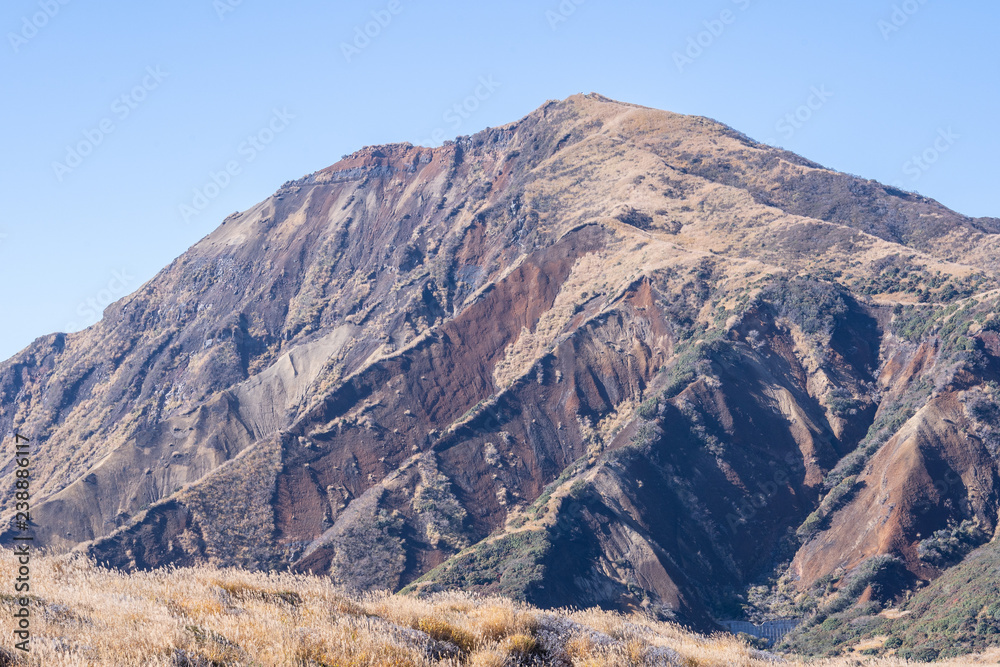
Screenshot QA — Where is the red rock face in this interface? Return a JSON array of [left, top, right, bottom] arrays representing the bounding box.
[[2, 93, 999, 629]]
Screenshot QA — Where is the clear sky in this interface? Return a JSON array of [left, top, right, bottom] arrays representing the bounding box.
[[1, 0, 997, 360]]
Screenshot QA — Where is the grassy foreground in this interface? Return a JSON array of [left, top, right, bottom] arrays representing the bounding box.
[[0, 554, 997, 666]]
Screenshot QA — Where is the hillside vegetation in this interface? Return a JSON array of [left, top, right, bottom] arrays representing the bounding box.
[[2, 554, 1000, 666], [780, 540, 1000, 660]]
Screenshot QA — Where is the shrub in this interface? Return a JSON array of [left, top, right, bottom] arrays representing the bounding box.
[[615, 206, 653, 230], [823, 452, 864, 491], [967, 395, 1000, 425], [796, 477, 858, 543], [758, 277, 848, 337], [917, 520, 988, 567], [637, 395, 659, 420], [820, 477, 857, 514], [839, 554, 906, 602], [796, 511, 824, 541], [568, 479, 588, 499], [826, 388, 862, 417], [899, 647, 940, 662]]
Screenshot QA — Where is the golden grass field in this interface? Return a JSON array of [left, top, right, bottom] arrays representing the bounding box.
[[1, 554, 997, 666]]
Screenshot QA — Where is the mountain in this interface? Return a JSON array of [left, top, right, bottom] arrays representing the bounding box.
[[3, 93, 999, 655]]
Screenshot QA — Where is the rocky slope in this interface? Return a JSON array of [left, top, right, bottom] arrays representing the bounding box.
[[2, 94, 999, 642]]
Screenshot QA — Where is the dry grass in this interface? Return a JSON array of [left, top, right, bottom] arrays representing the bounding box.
[[490, 234, 688, 391], [0, 553, 991, 666]]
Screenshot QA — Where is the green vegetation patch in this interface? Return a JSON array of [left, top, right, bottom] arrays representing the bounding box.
[[757, 277, 847, 337], [783, 542, 1000, 659], [781, 555, 908, 657], [405, 530, 551, 601]]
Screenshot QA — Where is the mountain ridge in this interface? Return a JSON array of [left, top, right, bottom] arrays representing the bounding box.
[[2, 94, 999, 654]]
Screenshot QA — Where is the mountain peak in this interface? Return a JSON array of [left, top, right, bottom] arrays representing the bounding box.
[[2, 97, 999, 650]]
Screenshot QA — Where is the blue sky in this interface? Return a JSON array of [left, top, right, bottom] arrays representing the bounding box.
[[1, 0, 997, 360]]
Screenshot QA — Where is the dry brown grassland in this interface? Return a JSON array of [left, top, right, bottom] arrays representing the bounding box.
[[1, 554, 996, 666]]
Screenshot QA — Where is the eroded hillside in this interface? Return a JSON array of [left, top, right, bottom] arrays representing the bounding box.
[[2, 94, 999, 645]]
